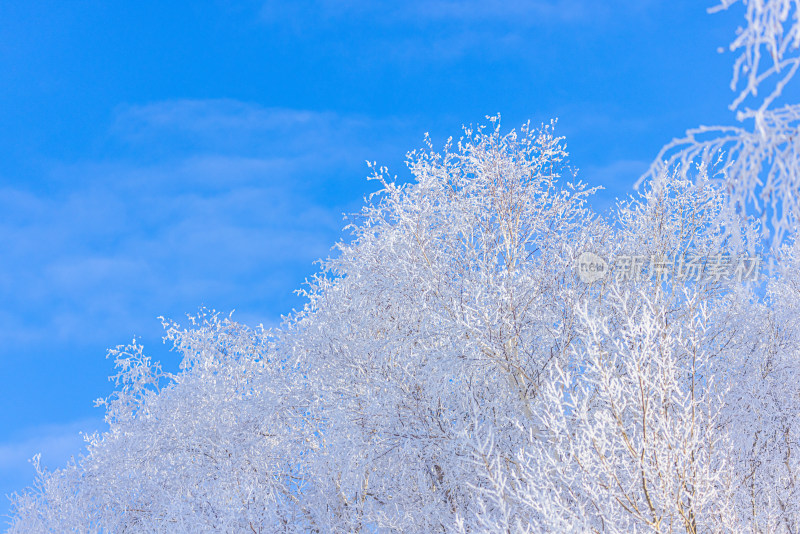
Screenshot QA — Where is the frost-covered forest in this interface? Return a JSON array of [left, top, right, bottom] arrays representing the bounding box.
[[8, 0, 800, 532]]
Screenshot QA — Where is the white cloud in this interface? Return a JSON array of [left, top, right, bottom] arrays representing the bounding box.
[[0, 418, 102, 472], [256, 0, 659, 64], [0, 101, 422, 351], [110, 100, 412, 161], [261, 0, 650, 26]]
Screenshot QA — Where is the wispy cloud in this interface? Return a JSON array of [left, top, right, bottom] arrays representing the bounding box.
[[0, 100, 422, 355], [110, 101, 402, 159], [259, 0, 657, 61], [261, 0, 652, 26]]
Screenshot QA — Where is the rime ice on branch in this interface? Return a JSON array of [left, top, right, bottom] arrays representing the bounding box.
[[641, 0, 800, 245]]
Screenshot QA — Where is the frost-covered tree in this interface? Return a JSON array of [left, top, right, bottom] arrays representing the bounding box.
[[281, 118, 607, 531], [455, 169, 768, 533], [642, 0, 800, 244], [10, 112, 800, 532], [8, 119, 609, 532], [8, 313, 320, 532], [8, 8, 800, 524], [457, 288, 739, 533]]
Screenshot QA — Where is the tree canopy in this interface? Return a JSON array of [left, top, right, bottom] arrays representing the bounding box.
[[8, 1, 800, 532]]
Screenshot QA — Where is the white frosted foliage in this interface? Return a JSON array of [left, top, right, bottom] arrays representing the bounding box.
[[7, 116, 800, 531]]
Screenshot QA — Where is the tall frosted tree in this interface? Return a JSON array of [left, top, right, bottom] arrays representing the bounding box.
[[284, 119, 604, 531]]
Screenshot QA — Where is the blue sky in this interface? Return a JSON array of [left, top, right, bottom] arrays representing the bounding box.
[[0, 0, 745, 519]]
